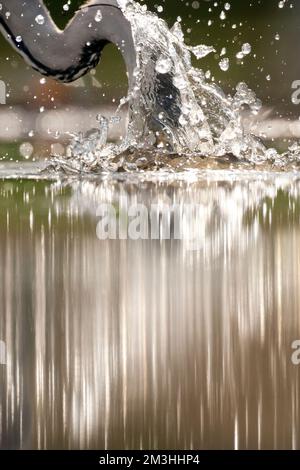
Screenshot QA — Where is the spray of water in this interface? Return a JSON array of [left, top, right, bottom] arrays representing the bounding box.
[[52, 0, 300, 174]]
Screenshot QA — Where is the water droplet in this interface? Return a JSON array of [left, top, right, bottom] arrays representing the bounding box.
[[219, 58, 230, 71], [242, 43, 251, 55], [190, 44, 215, 59], [156, 57, 172, 74], [35, 14, 45, 25], [94, 9, 102, 22]]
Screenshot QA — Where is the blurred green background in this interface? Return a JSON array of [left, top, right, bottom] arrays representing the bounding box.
[[0, 0, 300, 159]]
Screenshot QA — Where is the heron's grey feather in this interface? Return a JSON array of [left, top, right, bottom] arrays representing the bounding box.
[[0, 0, 136, 84]]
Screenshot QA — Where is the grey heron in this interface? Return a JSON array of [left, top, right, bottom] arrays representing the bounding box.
[[0, 0, 137, 85]]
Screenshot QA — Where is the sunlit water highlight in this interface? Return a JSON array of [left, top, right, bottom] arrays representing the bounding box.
[[0, 166, 300, 449]]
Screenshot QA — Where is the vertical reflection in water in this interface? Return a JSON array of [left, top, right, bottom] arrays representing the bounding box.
[[0, 174, 300, 449]]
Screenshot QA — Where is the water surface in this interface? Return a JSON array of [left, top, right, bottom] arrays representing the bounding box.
[[0, 164, 300, 449]]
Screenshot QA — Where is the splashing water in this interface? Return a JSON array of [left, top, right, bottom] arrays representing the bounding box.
[[52, 0, 300, 174]]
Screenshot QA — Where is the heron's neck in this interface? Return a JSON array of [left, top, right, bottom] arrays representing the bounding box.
[[0, 0, 136, 84]]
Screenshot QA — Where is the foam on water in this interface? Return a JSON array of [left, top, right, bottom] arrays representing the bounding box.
[[52, 0, 300, 174]]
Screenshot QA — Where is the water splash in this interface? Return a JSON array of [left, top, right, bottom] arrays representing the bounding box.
[[52, 0, 300, 174]]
